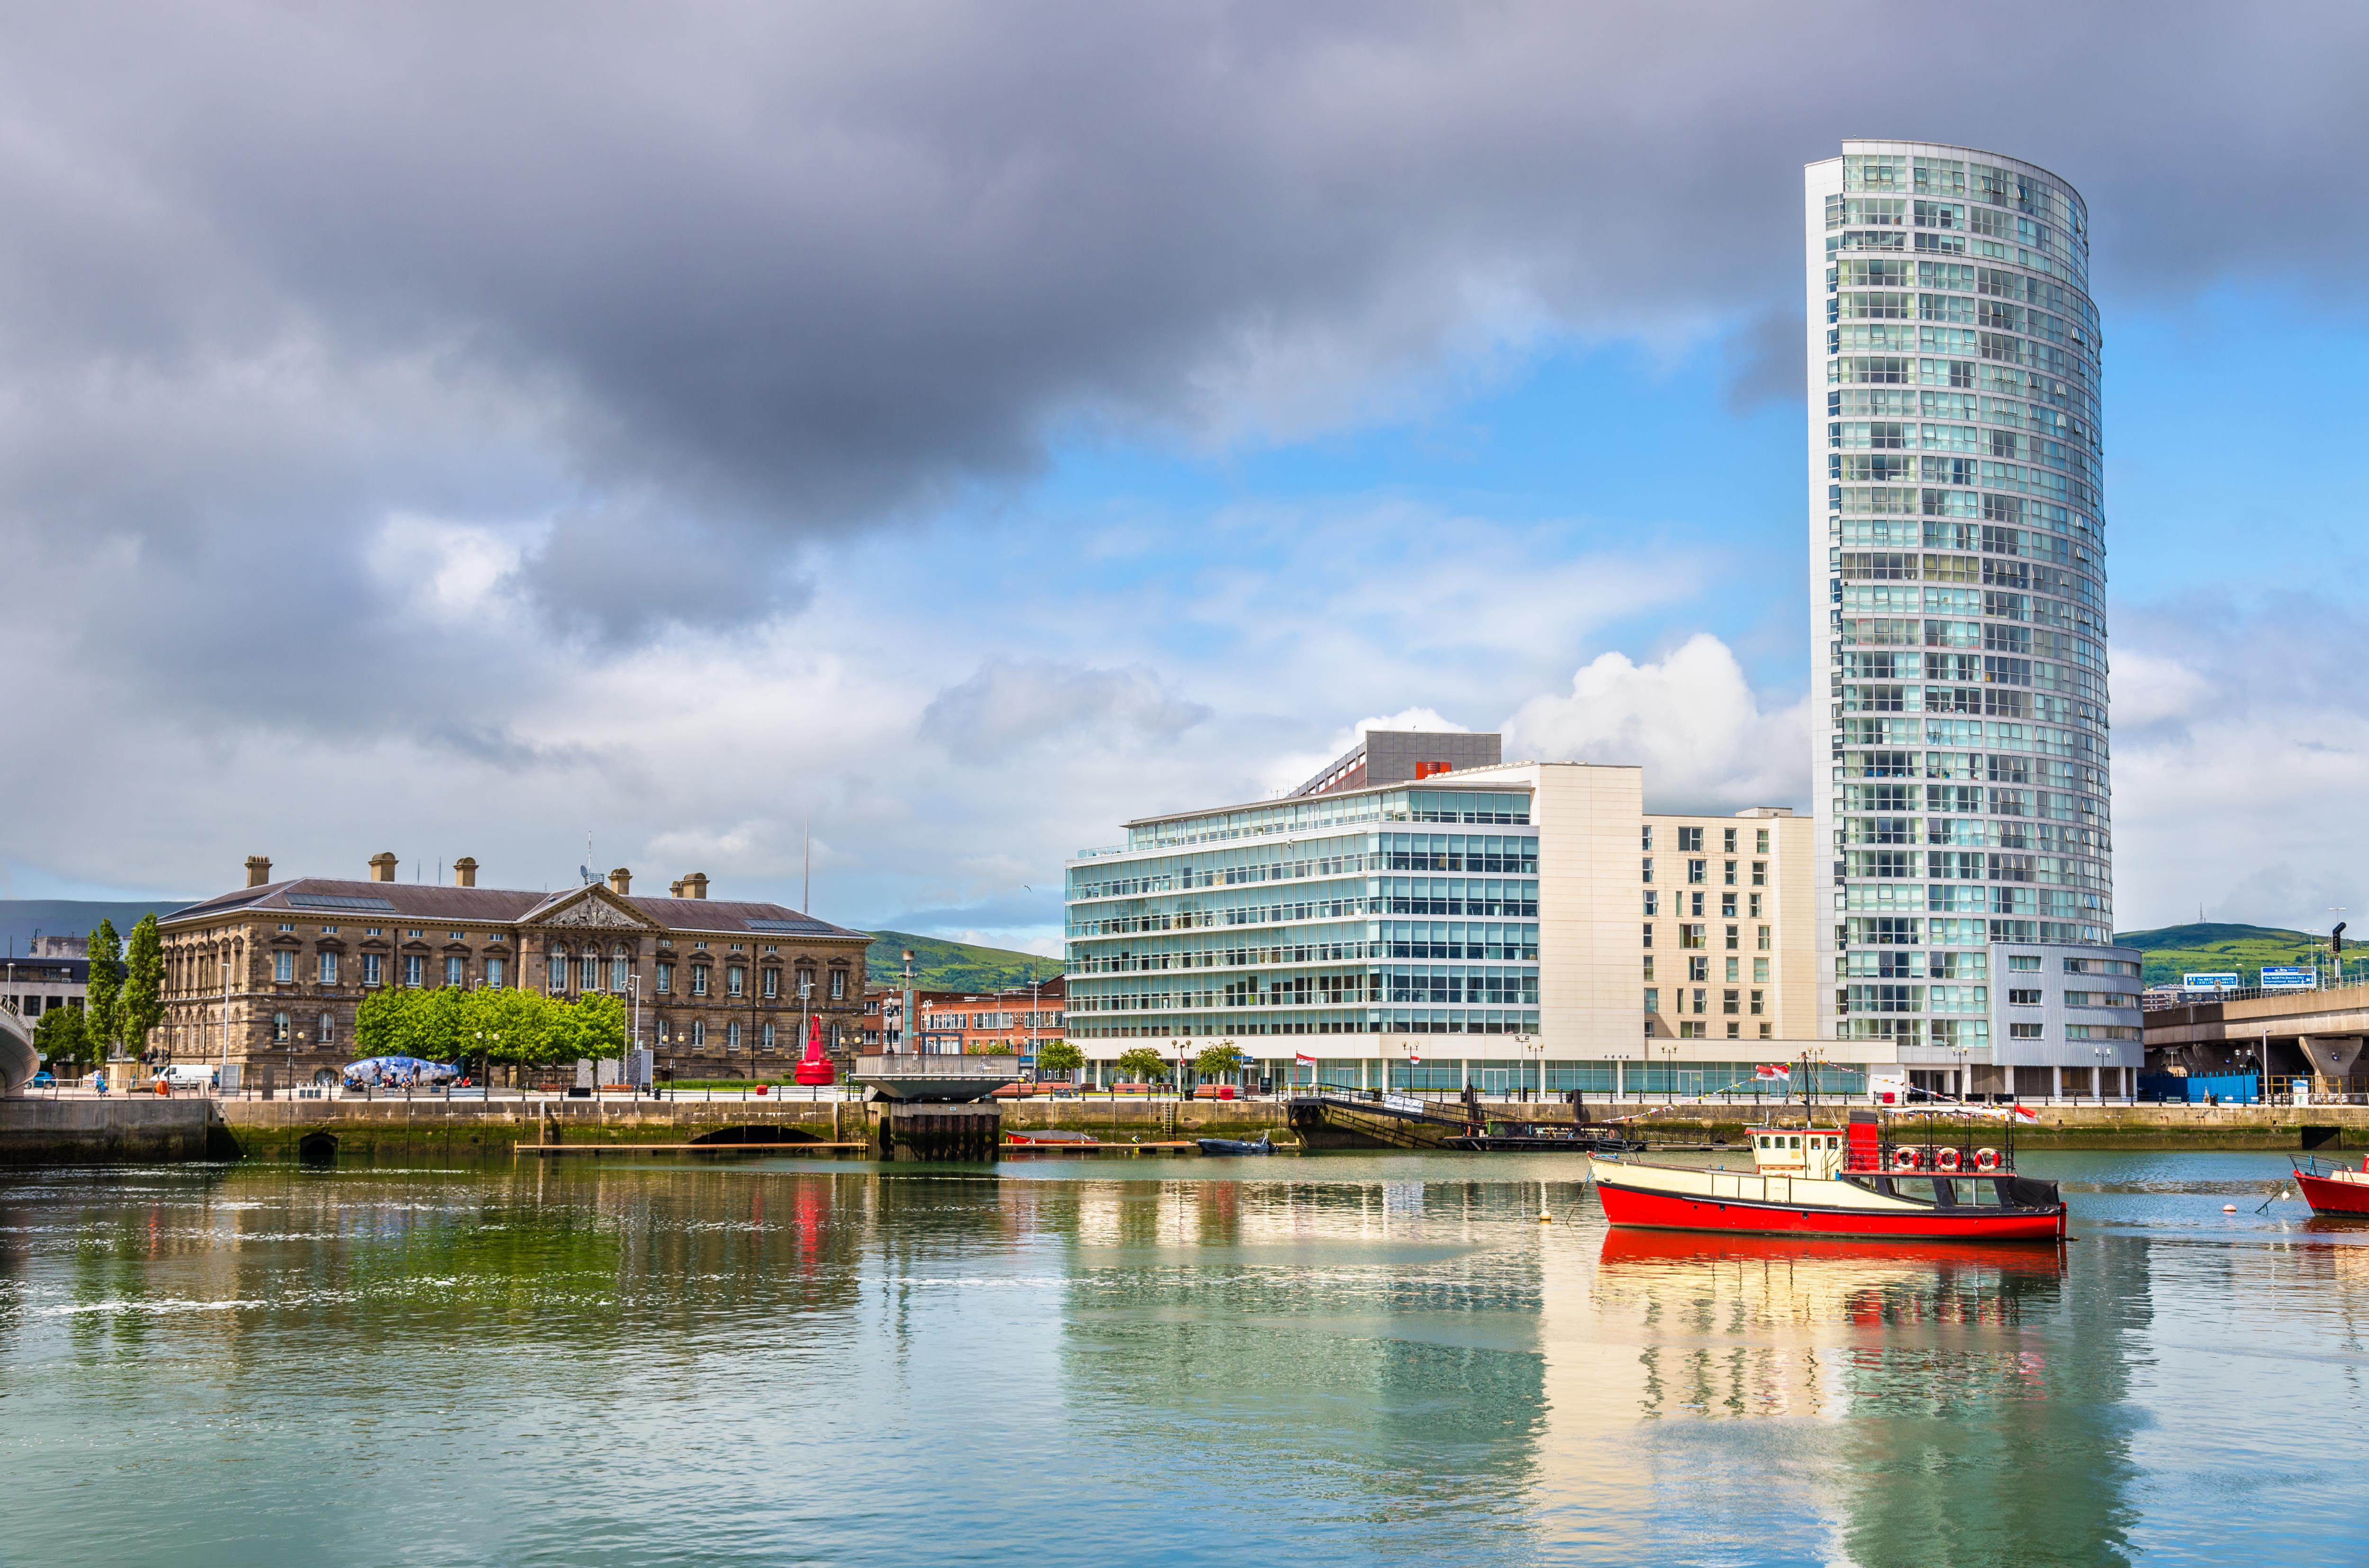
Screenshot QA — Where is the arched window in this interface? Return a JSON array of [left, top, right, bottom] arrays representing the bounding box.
[[690, 1018, 706, 1048], [579, 954, 599, 991], [761, 1022, 776, 1052], [272, 1011, 290, 1042], [319, 1013, 334, 1045], [726, 1020, 742, 1052], [548, 947, 569, 991], [611, 951, 629, 992]]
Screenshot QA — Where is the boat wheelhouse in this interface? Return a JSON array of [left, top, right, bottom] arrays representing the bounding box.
[[1590, 1110, 2065, 1242]]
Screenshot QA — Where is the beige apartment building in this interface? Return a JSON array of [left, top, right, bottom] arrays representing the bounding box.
[[1062, 731, 1840, 1096], [157, 854, 871, 1085]]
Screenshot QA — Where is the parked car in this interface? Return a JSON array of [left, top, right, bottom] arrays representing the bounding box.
[[30, 1071, 54, 1088]]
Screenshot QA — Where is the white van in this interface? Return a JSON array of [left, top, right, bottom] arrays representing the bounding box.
[[155, 1063, 219, 1090]]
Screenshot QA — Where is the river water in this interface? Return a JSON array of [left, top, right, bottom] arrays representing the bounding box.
[[2, 1150, 2366, 1566]]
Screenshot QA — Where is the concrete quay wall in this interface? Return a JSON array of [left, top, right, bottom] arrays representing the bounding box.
[[207, 1094, 1294, 1161], [217, 1097, 852, 1161], [13, 1094, 2356, 1166], [0, 1098, 216, 1165]]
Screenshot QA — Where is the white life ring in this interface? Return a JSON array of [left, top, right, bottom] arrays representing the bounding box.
[[1935, 1146, 1962, 1171], [1974, 1147, 2000, 1171], [1891, 1145, 1922, 1171]]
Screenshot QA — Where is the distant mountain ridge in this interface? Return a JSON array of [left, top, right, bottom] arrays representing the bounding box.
[[0, 898, 196, 955], [863, 930, 1062, 993]]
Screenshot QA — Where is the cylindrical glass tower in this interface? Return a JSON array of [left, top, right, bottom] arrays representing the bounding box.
[[1806, 141, 2135, 1097]]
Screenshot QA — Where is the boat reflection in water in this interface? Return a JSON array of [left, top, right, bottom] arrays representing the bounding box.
[[1597, 1226, 2068, 1277]]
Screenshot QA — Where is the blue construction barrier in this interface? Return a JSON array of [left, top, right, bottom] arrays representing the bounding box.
[[2137, 1070, 2260, 1105]]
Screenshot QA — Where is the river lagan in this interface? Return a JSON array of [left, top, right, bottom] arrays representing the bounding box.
[[4, 1150, 2367, 1566]]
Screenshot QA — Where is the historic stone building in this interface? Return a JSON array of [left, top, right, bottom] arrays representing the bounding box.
[[157, 854, 872, 1085]]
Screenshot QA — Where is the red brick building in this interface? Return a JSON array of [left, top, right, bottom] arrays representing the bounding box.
[[864, 978, 1066, 1067]]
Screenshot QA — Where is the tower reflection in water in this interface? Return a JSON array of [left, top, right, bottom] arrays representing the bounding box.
[[1574, 1228, 2139, 1564]]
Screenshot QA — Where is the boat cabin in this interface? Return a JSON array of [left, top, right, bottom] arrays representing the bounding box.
[[1748, 1128, 1847, 1179]]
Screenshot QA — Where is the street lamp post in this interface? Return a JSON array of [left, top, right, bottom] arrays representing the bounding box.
[[627, 972, 643, 1094], [1659, 1042, 1678, 1105], [797, 975, 812, 1083], [900, 950, 917, 1058]]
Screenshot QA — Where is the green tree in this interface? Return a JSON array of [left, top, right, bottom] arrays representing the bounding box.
[[33, 1004, 91, 1073], [354, 986, 416, 1058], [1115, 1045, 1168, 1084], [84, 920, 123, 1061], [121, 913, 166, 1058], [1194, 1042, 1242, 1081], [1036, 1039, 1084, 1077], [550, 993, 629, 1064], [474, 987, 558, 1083], [406, 984, 470, 1063]]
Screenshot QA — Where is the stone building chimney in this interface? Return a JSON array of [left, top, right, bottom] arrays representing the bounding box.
[[245, 855, 272, 888], [669, 878, 685, 897], [369, 852, 398, 883], [608, 867, 632, 895], [685, 872, 710, 900], [453, 856, 479, 888]]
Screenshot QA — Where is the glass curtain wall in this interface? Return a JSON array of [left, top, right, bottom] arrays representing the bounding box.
[[1812, 141, 2112, 1053], [1066, 786, 1543, 1043]]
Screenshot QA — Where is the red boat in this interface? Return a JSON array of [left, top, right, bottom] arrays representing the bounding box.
[[1591, 1110, 2066, 1242], [2293, 1154, 2369, 1216]]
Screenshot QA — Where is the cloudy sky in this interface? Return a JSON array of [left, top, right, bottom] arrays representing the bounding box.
[[3, 0, 2366, 952]]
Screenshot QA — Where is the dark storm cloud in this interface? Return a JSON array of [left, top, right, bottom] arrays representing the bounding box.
[[1, 0, 2366, 699]]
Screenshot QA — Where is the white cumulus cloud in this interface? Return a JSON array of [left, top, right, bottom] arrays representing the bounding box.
[[1503, 633, 1810, 812]]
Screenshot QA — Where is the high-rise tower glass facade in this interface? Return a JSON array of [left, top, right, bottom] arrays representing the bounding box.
[[1807, 142, 2138, 1092]]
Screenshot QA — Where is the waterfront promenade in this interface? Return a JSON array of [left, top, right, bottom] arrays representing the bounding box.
[[11, 1083, 2369, 1162]]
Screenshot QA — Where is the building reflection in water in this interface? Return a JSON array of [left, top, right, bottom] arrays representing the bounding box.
[[1050, 1174, 1554, 1539], [1542, 1224, 2143, 1562]]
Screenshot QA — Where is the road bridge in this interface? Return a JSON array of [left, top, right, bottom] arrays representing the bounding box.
[[2145, 982, 2369, 1090]]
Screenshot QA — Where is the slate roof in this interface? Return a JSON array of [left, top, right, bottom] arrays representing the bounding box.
[[161, 878, 867, 941]]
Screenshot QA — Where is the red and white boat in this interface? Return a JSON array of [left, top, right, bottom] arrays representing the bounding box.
[[2292, 1154, 2369, 1216], [1591, 1110, 2066, 1242]]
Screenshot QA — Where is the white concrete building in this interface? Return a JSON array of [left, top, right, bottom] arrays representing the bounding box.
[[1064, 734, 1876, 1099]]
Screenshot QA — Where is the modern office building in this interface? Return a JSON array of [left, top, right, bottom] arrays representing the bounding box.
[[1808, 140, 2142, 1098], [1063, 734, 1830, 1096]]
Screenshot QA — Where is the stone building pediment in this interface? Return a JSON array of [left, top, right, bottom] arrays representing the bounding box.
[[531, 886, 664, 933]]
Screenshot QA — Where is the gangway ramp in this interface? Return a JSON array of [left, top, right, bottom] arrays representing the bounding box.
[[1287, 1091, 1476, 1151]]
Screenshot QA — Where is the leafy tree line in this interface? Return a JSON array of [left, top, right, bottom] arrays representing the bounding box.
[[32, 914, 164, 1073], [1102, 1042, 1242, 1084], [355, 987, 629, 1078]]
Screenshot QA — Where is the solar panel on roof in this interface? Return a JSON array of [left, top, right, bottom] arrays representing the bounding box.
[[745, 918, 832, 933], [287, 894, 398, 911]]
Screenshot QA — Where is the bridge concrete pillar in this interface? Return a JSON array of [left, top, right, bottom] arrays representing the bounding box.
[[2297, 1035, 2364, 1079]]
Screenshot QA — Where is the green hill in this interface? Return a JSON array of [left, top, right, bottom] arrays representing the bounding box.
[[2114, 922, 2335, 988], [863, 930, 1062, 993]]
